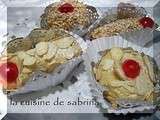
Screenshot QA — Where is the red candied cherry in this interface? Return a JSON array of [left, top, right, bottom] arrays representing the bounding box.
[[122, 59, 140, 79], [139, 17, 155, 28], [0, 62, 19, 84], [58, 3, 74, 13]]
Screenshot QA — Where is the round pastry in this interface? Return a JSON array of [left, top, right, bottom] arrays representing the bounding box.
[[40, 0, 98, 32], [92, 47, 158, 108], [88, 2, 155, 40], [0, 34, 82, 92]]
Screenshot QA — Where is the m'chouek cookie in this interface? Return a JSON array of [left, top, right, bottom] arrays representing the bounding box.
[[40, 0, 99, 36], [86, 2, 157, 47]]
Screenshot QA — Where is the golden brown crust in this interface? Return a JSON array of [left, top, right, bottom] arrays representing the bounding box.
[[90, 18, 142, 39]]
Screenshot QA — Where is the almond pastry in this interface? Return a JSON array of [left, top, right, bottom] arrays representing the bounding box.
[[1, 35, 82, 92], [93, 47, 158, 108]]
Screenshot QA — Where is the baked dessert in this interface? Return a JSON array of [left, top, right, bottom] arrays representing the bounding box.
[[90, 18, 143, 39], [0, 36, 82, 92], [27, 28, 70, 45], [41, 0, 98, 32], [93, 47, 157, 108], [117, 2, 146, 19], [89, 3, 155, 40], [7, 37, 33, 53], [3, 28, 71, 54]]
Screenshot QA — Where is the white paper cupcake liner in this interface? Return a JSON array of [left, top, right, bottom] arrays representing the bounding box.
[[85, 5, 156, 48], [83, 36, 158, 113], [7, 32, 87, 95]]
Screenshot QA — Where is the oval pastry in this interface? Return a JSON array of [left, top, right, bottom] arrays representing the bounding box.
[[88, 2, 156, 40], [1, 30, 82, 92]]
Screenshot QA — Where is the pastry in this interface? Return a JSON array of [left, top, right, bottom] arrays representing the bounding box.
[[27, 28, 70, 44], [7, 37, 33, 53], [93, 47, 158, 108], [0, 35, 82, 92], [90, 18, 142, 39], [89, 3, 155, 40], [40, 0, 98, 32], [4, 28, 72, 54], [117, 2, 147, 19]]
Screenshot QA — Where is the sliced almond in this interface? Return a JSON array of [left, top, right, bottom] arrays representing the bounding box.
[[26, 49, 36, 56], [64, 47, 75, 59], [54, 37, 74, 49], [16, 51, 26, 60], [110, 47, 123, 60], [101, 59, 114, 70], [23, 54, 36, 66], [44, 43, 57, 61], [57, 48, 75, 60], [35, 58, 47, 71], [135, 71, 154, 96], [36, 42, 48, 56]]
